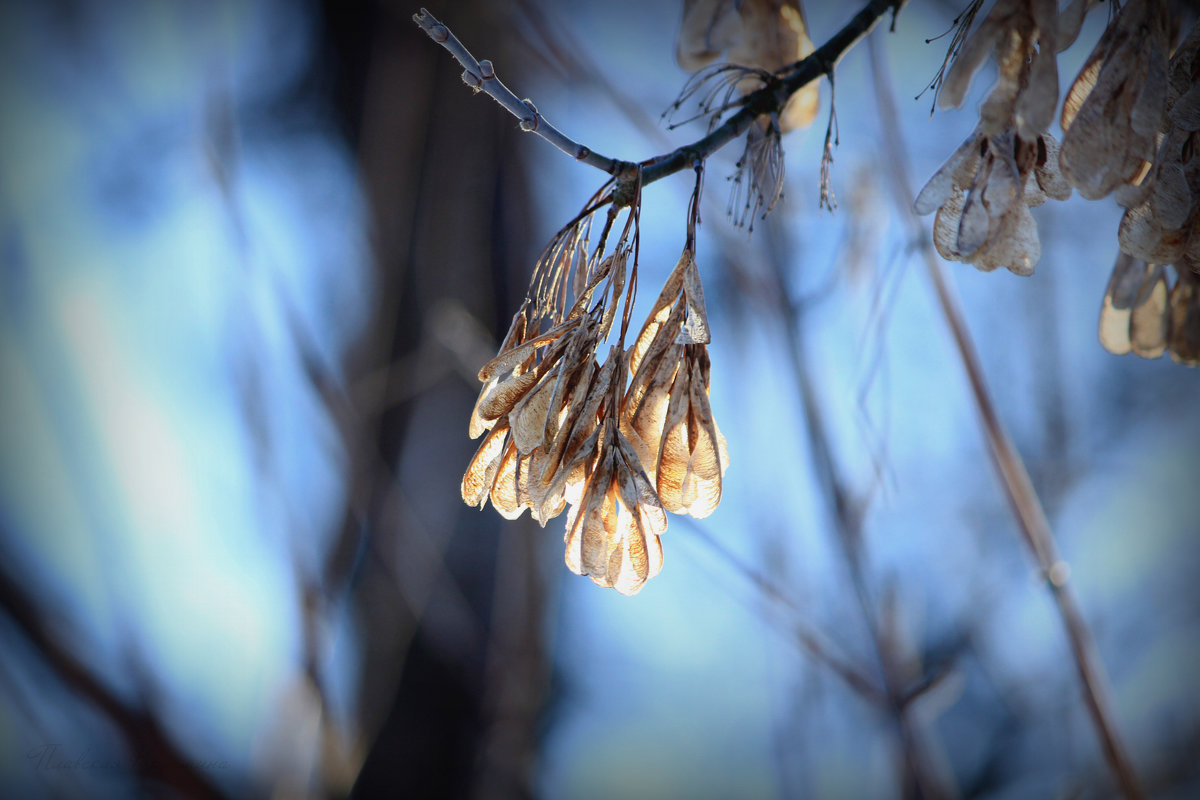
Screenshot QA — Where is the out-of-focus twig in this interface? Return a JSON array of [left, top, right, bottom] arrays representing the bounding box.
[[678, 516, 887, 706], [866, 34, 1145, 800], [756, 219, 956, 800], [0, 569, 225, 799]]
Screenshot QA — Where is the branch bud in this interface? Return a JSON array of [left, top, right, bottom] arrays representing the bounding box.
[[520, 99, 539, 131], [478, 59, 495, 79], [461, 69, 482, 89]]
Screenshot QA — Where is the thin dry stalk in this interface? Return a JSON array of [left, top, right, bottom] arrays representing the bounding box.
[[866, 34, 1145, 800]]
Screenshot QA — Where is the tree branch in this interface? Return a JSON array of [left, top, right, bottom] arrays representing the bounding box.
[[415, 1, 905, 194], [413, 8, 622, 174], [641, 0, 903, 188]]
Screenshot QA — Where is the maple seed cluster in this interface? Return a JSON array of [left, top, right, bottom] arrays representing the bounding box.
[[461, 185, 728, 595], [918, 0, 1199, 366]]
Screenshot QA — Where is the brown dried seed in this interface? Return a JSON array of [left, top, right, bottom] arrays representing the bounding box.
[[628, 348, 680, 486], [477, 369, 539, 423], [558, 351, 617, 472], [510, 370, 557, 454], [973, 202, 1040, 276], [1129, 270, 1169, 358], [680, 355, 725, 518], [1023, 169, 1047, 208], [1168, 271, 1200, 365], [539, 356, 598, 483], [933, 187, 970, 262], [678, 249, 712, 345], [726, 0, 817, 132], [1170, 84, 1200, 131], [461, 421, 510, 508], [1130, 45, 1168, 138], [676, 0, 742, 72], [1061, 56, 1101, 133], [1119, 200, 1186, 264], [1100, 234, 1171, 358], [477, 316, 580, 382], [1034, 135, 1072, 201], [1151, 162, 1192, 231], [490, 440, 527, 520], [981, 135, 1020, 221], [914, 134, 980, 215], [1168, 21, 1200, 102], [655, 360, 693, 514], [957, 160, 992, 256], [616, 429, 668, 536], [1015, 45, 1058, 140]]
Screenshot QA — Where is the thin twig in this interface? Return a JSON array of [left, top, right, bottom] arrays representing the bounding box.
[[413, 8, 621, 174], [416, 1, 905, 193], [866, 34, 1145, 800], [759, 220, 955, 800]]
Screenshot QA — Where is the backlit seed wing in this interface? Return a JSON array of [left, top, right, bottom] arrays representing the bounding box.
[[557, 351, 617, 472], [678, 249, 712, 345], [477, 316, 581, 382], [1099, 253, 1147, 355], [914, 134, 980, 215], [609, 510, 656, 597], [628, 347, 681, 485], [574, 452, 616, 578], [956, 161, 992, 257], [539, 356, 598, 482], [476, 369, 539, 423], [1129, 269, 1170, 358], [490, 440, 527, 520], [933, 187, 970, 261], [629, 254, 689, 377], [655, 359, 693, 515], [469, 375, 501, 439], [615, 430, 668, 537], [680, 355, 725, 518], [974, 203, 1040, 276], [523, 446, 567, 526], [629, 303, 687, 405], [543, 318, 599, 448], [541, 423, 602, 523], [462, 421, 510, 508]]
